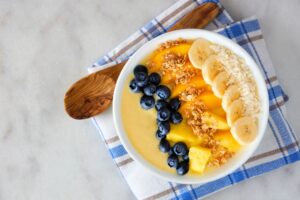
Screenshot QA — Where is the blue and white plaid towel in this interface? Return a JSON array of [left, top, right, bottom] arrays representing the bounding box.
[[89, 0, 300, 199]]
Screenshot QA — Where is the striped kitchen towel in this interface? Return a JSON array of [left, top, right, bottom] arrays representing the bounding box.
[[89, 0, 300, 199]]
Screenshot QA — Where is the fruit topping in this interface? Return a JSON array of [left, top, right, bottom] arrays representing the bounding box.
[[156, 85, 171, 99], [149, 72, 161, 85], [155, 130, 166, 140], [157, 108, 171, 122], [167, 122, 202, 146], [158, 121, 170, 135], [188, 38, 213, 69], [167, 154, 179, 168], [226, 99, 245, 127], [170, 111, 183, 124], [211, 71, 230, 98], [169, 97, 181, 111], [140, 95, 155, 110], [135, 71, 148, 87], [134, 64, 148, 75], [143, 84, 156, 96], [159, 138, 171, 153], [230, 116, 257, 145], [221, 85, 241, 112], [202, 55, 224, 85], [176, 161, 189, 175], [182, 154, 189, 162], [129, 79, 141, 93], [155, 99, 169, 111], [173, 142, 188, 156], [189, 146, 211, 173]]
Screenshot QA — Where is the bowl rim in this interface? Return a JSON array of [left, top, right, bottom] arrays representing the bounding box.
[[112, 29, 269, 184]]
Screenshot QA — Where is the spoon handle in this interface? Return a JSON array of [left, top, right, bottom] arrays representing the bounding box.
[[93, 2, 219, 81]]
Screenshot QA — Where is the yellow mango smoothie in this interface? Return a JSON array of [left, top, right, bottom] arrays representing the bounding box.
[[121, 38, 260, 176]]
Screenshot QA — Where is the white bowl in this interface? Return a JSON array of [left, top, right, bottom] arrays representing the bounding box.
[[113, 29, 269, 184]]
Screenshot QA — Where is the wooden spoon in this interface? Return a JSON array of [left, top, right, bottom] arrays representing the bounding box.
[[65, 2, 220, 119]]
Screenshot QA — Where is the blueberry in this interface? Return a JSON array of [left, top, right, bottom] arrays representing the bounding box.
[[159, 138, 171, 153], [183, 154, 189, 162], [169, 97, 181, 111], [133, 65, 148, 75], [157, 108, 171, 121], [129, 79, 141, 93], [156, 85, 171, 99], [156, 118, 161, 125], [170, 111, 183, 124], [155, 99, 169, 111], [168, 148, 174, 155], [158, 121, 170, 135], [167, 154, 179, 168], [149, 72, 161, 85], [176, 161, 189, 175], [173, 142, 188, 156], [143, 84, 156, 96], [156, 130, 166, 140], [135, 71, 148, 87], [140, 95, 155, 110]]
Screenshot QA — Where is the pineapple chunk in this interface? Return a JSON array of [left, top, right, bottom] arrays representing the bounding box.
[[201, 112, 229, 130], [167, 122, 202, 146], [214, 131, 240, 152], [189, 146, 211, 173]]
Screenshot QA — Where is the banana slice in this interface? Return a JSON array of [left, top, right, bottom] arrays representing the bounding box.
[[231, 116, 257, 145], [222, 85, 241, 112], [188, 38, 213, 69], [226, 99, 245, 127], [211, 71, 230, 98], [202, 55, 224, 85]]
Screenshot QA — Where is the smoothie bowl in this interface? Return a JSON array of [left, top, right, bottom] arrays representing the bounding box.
[[113, 29, 269, 184]]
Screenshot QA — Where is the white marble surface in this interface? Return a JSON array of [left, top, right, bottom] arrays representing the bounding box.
[[0, 0, 299, 199]]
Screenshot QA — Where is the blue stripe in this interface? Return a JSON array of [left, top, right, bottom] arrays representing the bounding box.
[[242, 19, 261, 32], [239, 43, 255, 58], [189, 185, 198, 199], [177, 186, 194, 200], [268, 120, 288, 162], [270, 109, 295, 153], [226, 23, 248, 42], [284, 117, 300, 151], [267, 85, 284, 101], [230, 168, 248, 183], [245, 151, 300, 177], [109, 145, 127, 158], [241, 165, 250, 178], [193, 151, 300, 198], [215, 11, 233, 25], [193, 176, 232, 197], [217, 29, 227, 36]]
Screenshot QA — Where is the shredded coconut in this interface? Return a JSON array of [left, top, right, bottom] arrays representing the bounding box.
[[210, 44, 260, 116]]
